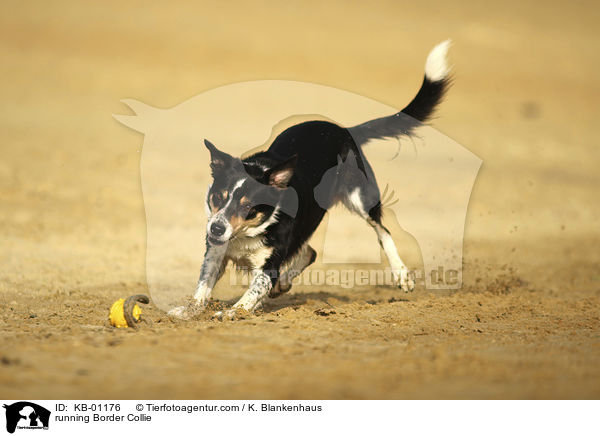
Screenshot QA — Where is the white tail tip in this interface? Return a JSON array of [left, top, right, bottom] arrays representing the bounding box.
[[425, 39, 452, 82]]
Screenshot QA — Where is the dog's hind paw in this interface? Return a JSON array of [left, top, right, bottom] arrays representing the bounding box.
[[397, 268, 415, 293]]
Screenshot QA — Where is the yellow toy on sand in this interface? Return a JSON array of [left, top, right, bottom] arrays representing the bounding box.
[[109, 294, 150, 328]]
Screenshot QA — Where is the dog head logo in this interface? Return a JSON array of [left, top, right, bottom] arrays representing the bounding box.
[[3, 402, 50, 433], [114, 80, 481, 310]]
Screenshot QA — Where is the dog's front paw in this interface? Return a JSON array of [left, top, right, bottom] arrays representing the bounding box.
[[167, 300, 207, 320], [212, 308, 249, 321], [167, 305, 191, 320], [397, 268, 415, 293]]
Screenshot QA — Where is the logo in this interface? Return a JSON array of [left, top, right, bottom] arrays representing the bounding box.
[[3, 402, 50, 434]]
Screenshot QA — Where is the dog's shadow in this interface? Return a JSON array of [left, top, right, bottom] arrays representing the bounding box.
[[219, 290, 351, 314], [266, 290, 352, 313]]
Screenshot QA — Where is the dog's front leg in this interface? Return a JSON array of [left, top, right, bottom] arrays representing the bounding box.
[[215, 268, 277, 320], [233, 270, 274, 311], [193, 243, 228, 305], [168, 243, 227, 319]]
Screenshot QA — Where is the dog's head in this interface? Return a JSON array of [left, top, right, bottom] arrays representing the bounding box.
[[203, 139, 297, 246]]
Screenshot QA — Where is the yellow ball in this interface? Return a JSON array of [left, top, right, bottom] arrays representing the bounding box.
[[109, 298, 142, 328]]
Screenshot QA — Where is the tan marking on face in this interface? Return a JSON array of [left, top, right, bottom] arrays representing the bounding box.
[[229, 211, 265, 237]]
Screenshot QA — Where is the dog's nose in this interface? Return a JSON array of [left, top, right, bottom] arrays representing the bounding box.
[[210, 222, 226, 237]]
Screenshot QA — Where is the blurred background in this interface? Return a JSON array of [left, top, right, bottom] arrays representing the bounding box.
[[1, 0, 598, 398]]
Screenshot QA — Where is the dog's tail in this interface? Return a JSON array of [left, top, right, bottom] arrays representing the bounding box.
[[348, 40, 452, 146]]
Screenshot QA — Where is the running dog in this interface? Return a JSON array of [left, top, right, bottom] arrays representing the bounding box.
[[169, 40, 452, 319]]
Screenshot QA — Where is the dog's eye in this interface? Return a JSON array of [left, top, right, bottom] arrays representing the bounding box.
[[242, 203, 257, 219]]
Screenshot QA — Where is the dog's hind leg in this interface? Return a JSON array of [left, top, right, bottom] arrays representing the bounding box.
[[368, 212, 415, 292], [269, 245, 317, 298], [343, 185, 415, 292]]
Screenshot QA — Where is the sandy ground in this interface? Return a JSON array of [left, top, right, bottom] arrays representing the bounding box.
[[1, 0, 599, 399]]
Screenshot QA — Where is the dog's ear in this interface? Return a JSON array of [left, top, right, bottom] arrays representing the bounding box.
[[345, 149, 358, 168], [266, 155, 297, 189], [204, 139, 234, 174]]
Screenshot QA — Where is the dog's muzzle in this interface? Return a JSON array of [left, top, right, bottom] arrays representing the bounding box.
[[207, 218, 231, 246]]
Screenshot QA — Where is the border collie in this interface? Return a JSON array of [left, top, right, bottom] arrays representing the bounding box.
[[169, 40, 452, 319]]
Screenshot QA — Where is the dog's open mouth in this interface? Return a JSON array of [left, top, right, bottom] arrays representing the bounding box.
[[207, 235, 227, 246]]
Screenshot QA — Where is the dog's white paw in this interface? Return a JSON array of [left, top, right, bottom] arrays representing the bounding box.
[[212, 310, 232, 321], [212, 308, 248, 321], [396, 268, 415, 293], [167, 305, 190, 320]]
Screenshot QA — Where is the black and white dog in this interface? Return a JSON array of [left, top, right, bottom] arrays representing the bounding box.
[[169, 40, 452, 319]]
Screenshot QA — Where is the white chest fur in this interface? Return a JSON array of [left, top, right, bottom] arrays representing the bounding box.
[[225, 235, 274, 270]]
